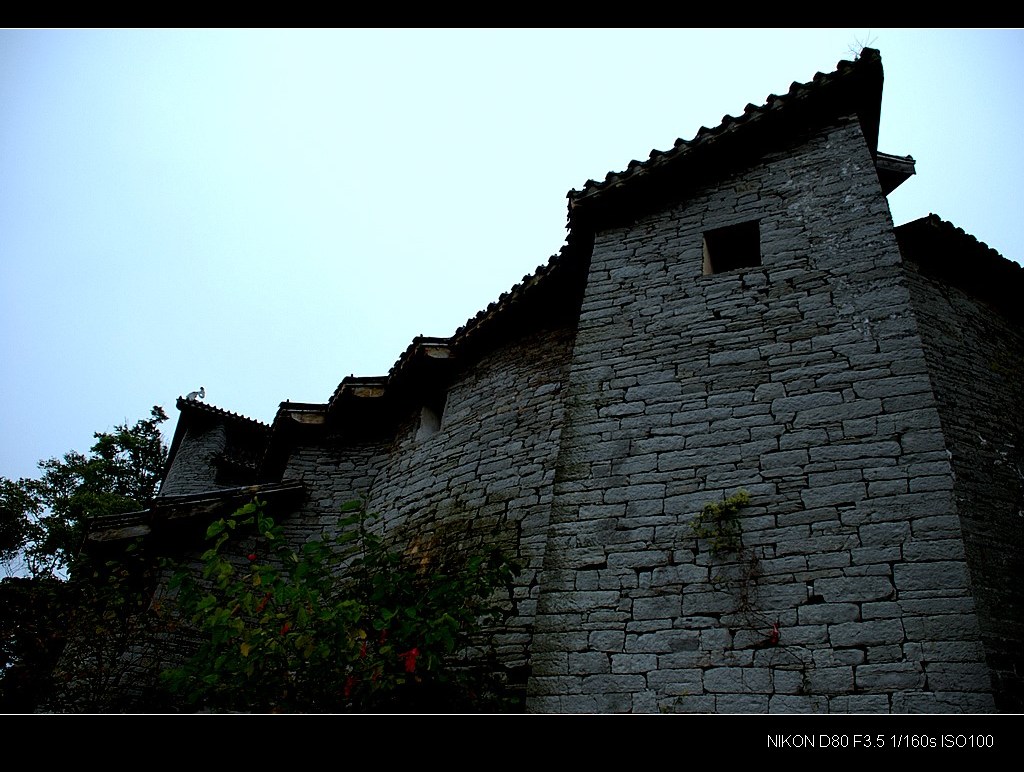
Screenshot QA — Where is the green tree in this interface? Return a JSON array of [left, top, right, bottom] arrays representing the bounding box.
[[0, 479, 43, 570], [0, 407, 169, 712], [0, 406, 168, 578]]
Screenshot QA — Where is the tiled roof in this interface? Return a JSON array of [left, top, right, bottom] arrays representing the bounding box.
[[176, 396, 271, 431], [325, 376, 388, 414], [896, 214, 1023, 320], [170, 48, 896, 472], [319, 50, 886, 420], [86, 480, 305, 543], [898, 214, 1010, 262], [323, 235, 587, 418], [387, 336, 452, 382], [568, 47, 884, 223], [450, 238, 584, 346], [395, 51, 885, 374], [162, 398, 272, 491]]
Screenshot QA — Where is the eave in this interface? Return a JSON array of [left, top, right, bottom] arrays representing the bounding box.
[[85, 479, 306, 545]]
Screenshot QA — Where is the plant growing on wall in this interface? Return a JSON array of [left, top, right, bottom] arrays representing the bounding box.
[[689, 489, 750, 557], [689, 489, 783, 651], [162, 498, 520, 713]]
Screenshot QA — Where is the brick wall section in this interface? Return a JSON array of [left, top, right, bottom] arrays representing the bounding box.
[[903, 261, 1024, 712], [527, 117, 995, 713], [160, 421, 229, 497], [357, 325, 575, 683]]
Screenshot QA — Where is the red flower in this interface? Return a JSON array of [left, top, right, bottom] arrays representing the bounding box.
[[379, 628, 388, 644], [255, 592, 271, 613], [359, 640, 368, 659], [279, 621, 291, 636], [767, 622, 780, 646], [247, 553, 257, 562], [399, 647, 420, 673], [343, 675, 356, 699]]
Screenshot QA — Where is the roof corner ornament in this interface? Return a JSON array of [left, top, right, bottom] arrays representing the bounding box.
[[185, 386, 206, 401]]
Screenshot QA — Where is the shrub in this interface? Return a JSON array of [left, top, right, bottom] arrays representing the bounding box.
[[162, 498, 520, 712]]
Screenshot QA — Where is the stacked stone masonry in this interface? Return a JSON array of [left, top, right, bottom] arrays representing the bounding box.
[[529, 116, 994, 713], [901, 247, 1024, 712], [103, 49, 1021, 713]]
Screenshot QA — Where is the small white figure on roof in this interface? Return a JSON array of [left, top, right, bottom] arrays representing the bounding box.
[[185, 386, 206, 401]]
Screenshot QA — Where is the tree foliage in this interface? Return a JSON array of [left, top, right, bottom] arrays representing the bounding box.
[[0, 406, 168, 578], [0, 407, 169, 712], [0, 577, 71, 711], [39, 541, 174, 713], [164, 498, 521, 713], [2, 407, 523, 713]]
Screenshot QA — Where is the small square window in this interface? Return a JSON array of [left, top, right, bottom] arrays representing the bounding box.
[[702, 220, 761, 275]]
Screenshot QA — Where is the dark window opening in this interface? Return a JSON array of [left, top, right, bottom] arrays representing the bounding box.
[[414, 390, 447, 442], [702, 220, 762, 275]]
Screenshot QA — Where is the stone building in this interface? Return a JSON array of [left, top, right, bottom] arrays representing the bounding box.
[[89, 48, 1023, 713]]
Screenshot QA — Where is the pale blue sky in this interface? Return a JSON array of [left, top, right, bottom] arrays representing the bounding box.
[[2, 28, 1022, 483]]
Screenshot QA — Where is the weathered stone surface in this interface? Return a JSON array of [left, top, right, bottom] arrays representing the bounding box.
[[894, 561, 970, 592], [704, 667, 773, 693], [804, 666, 856, 694], [828, 695, 891, 713], [769, 695, 829, 713], [631, 595, 682, 620], [855, 663, 925, 691], [829, 619, 905, 647], [797, 603, 860, 625], [815, 576, 894, 603]]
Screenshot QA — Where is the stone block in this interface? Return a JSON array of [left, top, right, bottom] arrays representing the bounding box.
[[631, 595, 683, 623], [588, 630, 625, 652], [611, 653, 658, 674], [815, 575, 894, 603], [581, 674, 646, 694], [804, 666, 855, 694], [714, 693, 770, 712], [855, 663, 924, 691], [798, 603, 860, 625], [567, 652, 610, 675], [704, 666, 773, 693], [894, 561, 970, 593], [769, 695, 829, 713], [626, 629, 700, 653]]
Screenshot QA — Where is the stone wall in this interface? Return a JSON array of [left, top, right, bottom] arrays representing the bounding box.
[[358, 325, 576, 684], [280, 440, 390, 544], [143, 109, 1020, 714], [160, 420, 229, 497], [527, 116, 994, 713], [903, 258, 1024, 712]]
